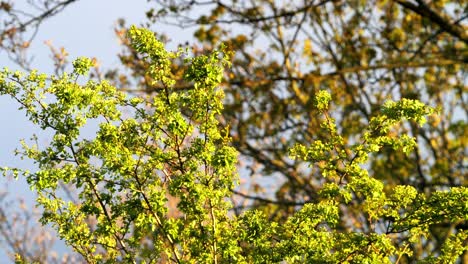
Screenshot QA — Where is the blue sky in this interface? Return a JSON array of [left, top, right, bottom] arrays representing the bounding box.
[[0, 0, 193, 261]]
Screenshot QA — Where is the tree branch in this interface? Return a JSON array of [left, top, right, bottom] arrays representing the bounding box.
[[393, 0, 468, 44]]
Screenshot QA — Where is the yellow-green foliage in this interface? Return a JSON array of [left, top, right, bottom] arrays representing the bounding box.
[[1, 27, 466, 263]]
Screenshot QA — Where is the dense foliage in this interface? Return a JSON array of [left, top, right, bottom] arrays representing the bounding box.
[[118, 1, 468, 261], [0, 0, 467, 262], [1, 26, 467, 263]]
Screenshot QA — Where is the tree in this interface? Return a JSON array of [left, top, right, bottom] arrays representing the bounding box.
[[115, 1, 467, 261], [1, 26, 467, 263], [1, 0, 467, 262]]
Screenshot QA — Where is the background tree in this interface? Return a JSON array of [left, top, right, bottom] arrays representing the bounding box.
[[0, 0, 78, 69], [0, 0, 467, 262]]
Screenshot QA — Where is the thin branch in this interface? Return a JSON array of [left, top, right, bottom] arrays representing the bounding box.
[[212, 0, 338, 25], [231, 189, 305, 206], [18, 0, 79, 31]]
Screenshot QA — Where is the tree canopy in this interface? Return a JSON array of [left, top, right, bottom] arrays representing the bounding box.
[[0, 0, 467, 263]]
